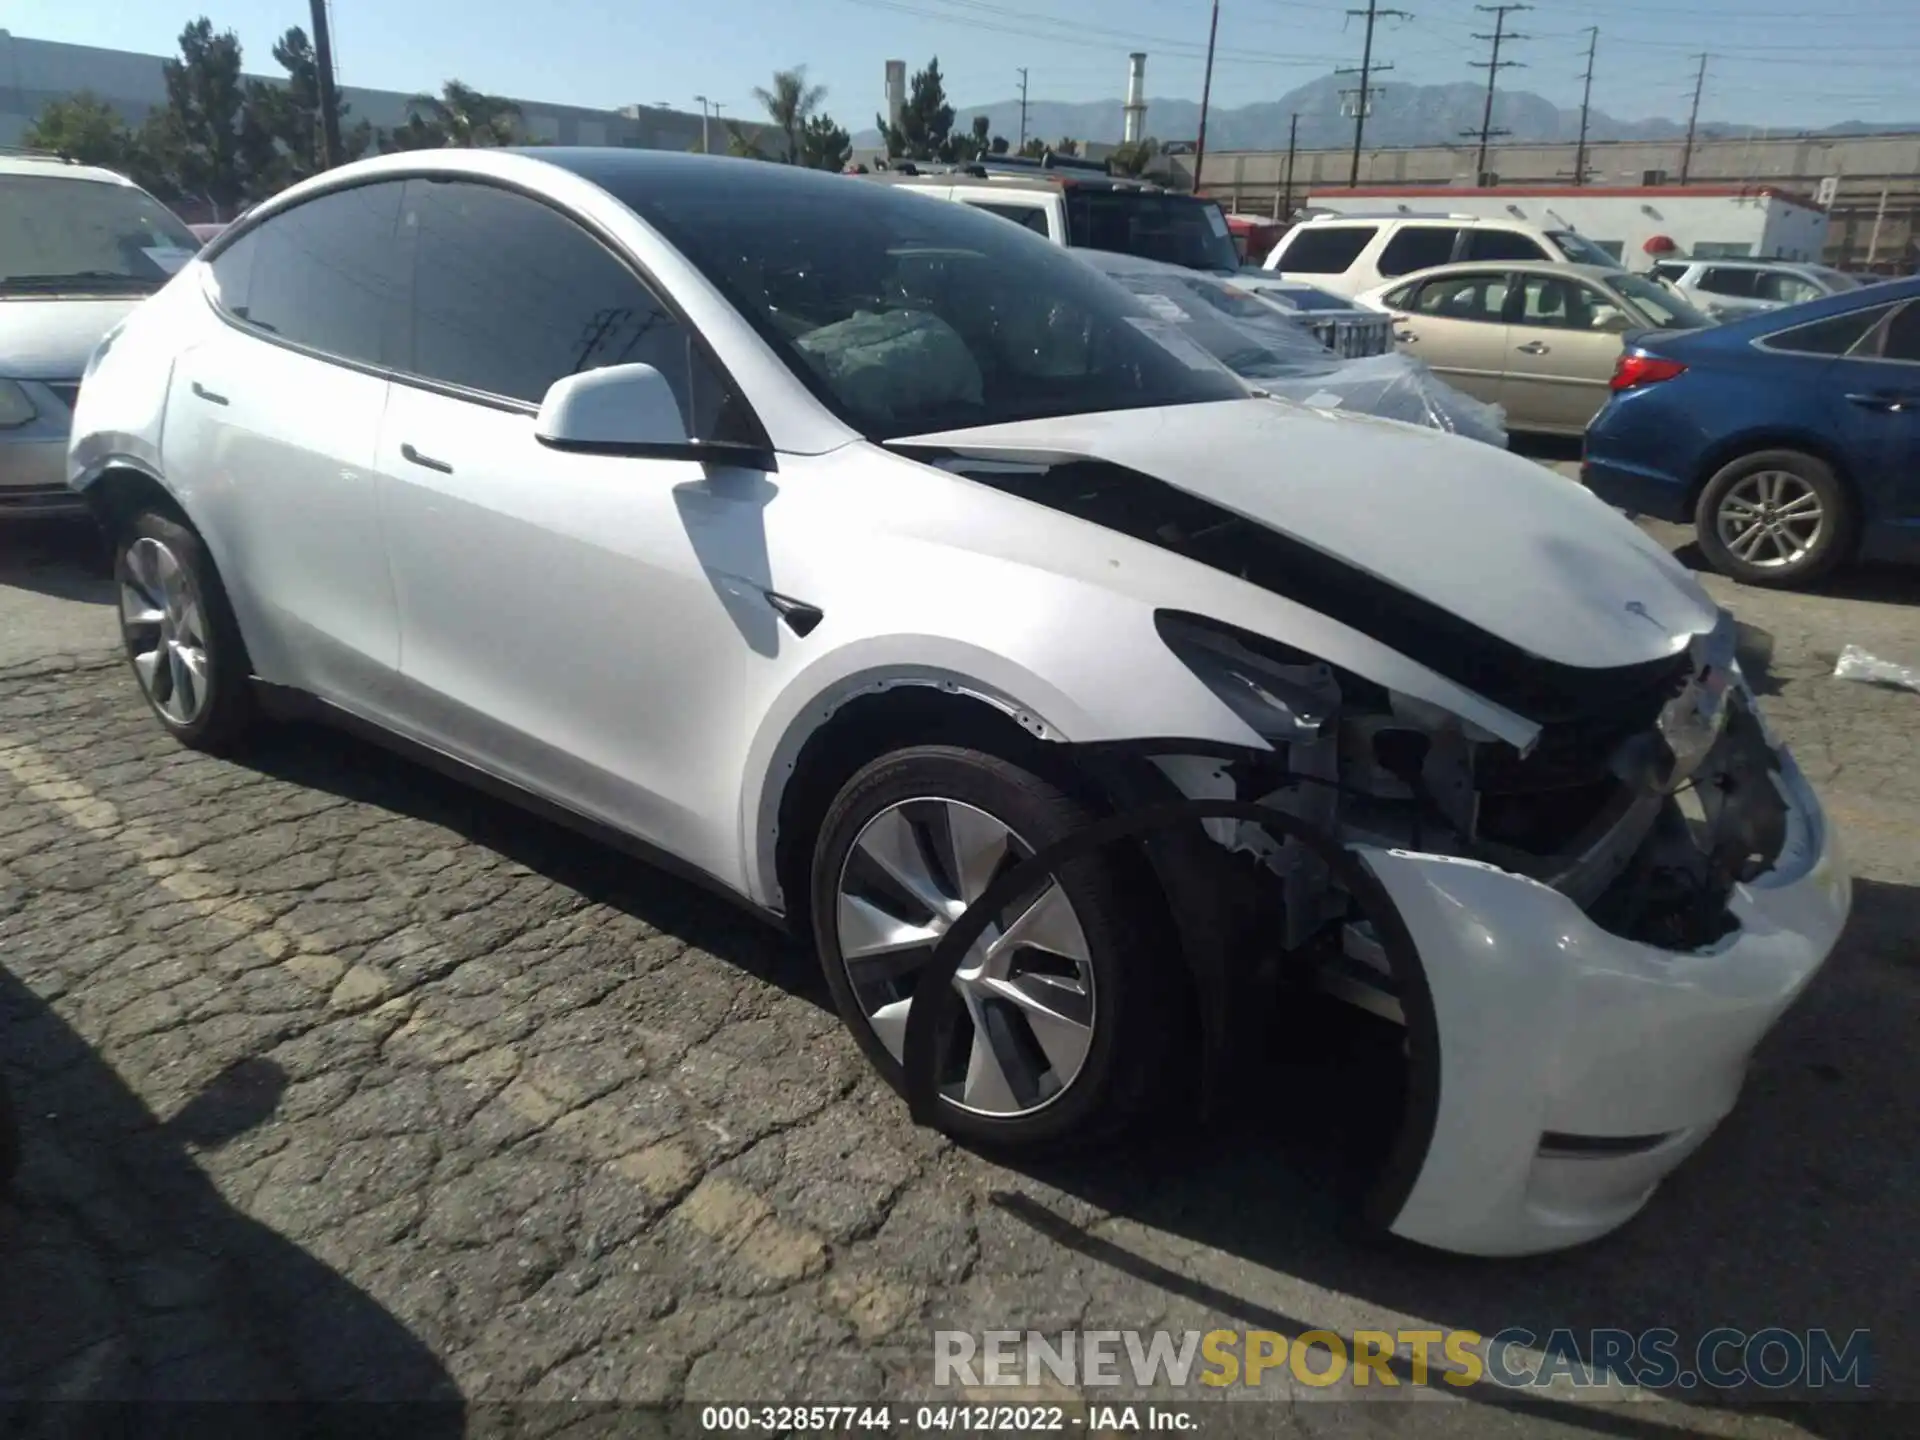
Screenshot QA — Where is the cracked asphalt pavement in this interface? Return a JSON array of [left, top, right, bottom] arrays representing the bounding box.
[[1, 514, 1916, 1435]]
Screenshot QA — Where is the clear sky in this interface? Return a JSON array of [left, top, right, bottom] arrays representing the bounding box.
[[10, 0, 1919, 135]]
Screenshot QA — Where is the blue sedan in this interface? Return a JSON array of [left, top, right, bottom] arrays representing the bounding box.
[[1584, 275, 1920, 588]]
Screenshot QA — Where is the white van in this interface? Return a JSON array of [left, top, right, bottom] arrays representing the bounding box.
[[1264, 212, 1623, 298]]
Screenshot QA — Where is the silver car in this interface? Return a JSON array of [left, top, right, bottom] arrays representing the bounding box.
[[1649, 258, 1861, 321], [1, 155, 200, 519]]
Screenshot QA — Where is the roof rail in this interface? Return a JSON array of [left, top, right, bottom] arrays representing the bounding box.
[[0, 145, 79, 163], [974, 152, 1112, 177]]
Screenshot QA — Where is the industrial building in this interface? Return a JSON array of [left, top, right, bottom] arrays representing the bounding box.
[[1174, 130, 1920, 273], [0, 29, 772, 163]]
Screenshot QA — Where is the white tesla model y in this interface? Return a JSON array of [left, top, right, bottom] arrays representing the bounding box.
[[68, 149, 1850, 1256]]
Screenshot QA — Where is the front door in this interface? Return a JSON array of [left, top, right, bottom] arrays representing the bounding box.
[[1385, 268, 1513, 407], [372, 178, 769, 882], [1499, 273, 1628, 434]]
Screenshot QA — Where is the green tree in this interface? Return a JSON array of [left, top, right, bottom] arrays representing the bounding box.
[[252, 26, 372, 182], [989, 134, 1010, 155], [1055, 136, 1080, 157], [23, 92, 136, 170], [151, 18, 258, 213], [948, 114, 992, 163], [753, 66, 827, 164], [1110, 137, 1159, 177], [875, 56, 955, 161], [407, 80, 523, 147], [1019, 137, 1046, 159], [723, 118, 770, 160], [380, 114, 447, 152], [799, 113, 852, 171]]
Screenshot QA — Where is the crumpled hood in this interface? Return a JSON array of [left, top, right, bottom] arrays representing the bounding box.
[[1, 298, 145, 379], [894, 398, 1719, 671]]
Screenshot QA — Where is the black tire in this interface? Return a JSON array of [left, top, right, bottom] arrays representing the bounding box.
[[809, 744, 1180, 1151], [1693, 449, 1854, 589], [113, 508, 256, 753]]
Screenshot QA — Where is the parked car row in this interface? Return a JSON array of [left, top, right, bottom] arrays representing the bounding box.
[[61, 148, 1850, 1258]]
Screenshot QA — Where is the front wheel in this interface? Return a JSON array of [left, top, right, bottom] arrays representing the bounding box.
[[809, 745, 1180, 1150], [114, 508, 256, 752], [1694, 450, 1854, 589]]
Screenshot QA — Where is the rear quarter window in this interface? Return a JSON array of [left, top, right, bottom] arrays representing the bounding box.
[[1376, 226, 1461, 277], [1277, 225, 1377, 274], [1758, 306, 1889, 357]]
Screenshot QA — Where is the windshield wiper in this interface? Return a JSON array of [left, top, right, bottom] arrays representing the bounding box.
[[2, 271, 159, 291]]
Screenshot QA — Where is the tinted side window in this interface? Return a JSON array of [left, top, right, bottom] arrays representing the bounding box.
[[1277, 225, 1376, 274], [1763, 307, 1885, 356], [1698, 268, 1759, 298], [1881, 302, 1920, 362], [966, 201, 1051, 238], [218, 182, 407, 365], [1377, 226, 1461, 277], [1757, 272, 1822, 305], [1464, 228, 1548, 262], [402, 179, 740, 439], [1651, 262, 1689, 283]]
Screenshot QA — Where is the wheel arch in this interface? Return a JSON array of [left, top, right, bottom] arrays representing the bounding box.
[[73, 455, 187, 535]]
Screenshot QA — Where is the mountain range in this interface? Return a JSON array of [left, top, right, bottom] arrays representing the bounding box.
[[851, 74, 1919, 152]]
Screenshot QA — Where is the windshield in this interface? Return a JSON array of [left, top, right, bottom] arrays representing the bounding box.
[[1609, 272, 1714, 329], [621, 167, 1249, 439], [1065, 189, 1243, 274], [0, 175, 199, 294], [1547, 230, 1623, 269]]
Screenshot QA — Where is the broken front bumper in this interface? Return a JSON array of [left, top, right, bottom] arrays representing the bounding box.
[[1362, 738, 1849, 1257]]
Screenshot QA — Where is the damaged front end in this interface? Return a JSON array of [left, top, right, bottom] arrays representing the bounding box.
[[1142, 605, 1789, 1027]]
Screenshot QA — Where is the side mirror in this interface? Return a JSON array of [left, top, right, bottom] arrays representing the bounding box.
[[535, 364, 689, 453]]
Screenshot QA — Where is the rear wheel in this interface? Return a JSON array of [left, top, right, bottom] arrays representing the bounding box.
[[809, 745, 1178, 1150], [114, 509, 256, 752], [1694, 450, 1853, 589]]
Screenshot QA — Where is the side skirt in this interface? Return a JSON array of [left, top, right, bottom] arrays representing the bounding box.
[[249, 680, 791, 935]]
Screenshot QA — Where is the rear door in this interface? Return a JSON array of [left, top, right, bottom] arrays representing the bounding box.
[[1380, 269, 1512, 405], [162, 181, 408, 712], [1694, 265, 1767, 317], [1266, 224, 1378, 293], [1372, 225, 1463, 287], [1829, 299, 1920, 532], [1499, 273, 1630, 433]]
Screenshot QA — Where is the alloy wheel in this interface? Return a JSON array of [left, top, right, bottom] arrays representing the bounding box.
[[1715, 470, 1825, 570], [834, 797, 1097, 1118], [119, 536, 212, 726]]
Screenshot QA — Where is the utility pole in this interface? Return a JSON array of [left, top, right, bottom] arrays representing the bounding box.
[[1338, 0, 1410, 188], [1016, 68, 1030, 152], [694, 94, 712, 154], [308, 0, 343, 169], [1573, 26, 1598, 187], [1866, 183, 1889, 266], [1279, 112, 1299, 219], [1680, 52, 1708, 184], [1193, 0, 1221, 195], [1463, 3, 1529, 185]]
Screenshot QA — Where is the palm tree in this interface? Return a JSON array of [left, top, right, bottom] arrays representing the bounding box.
[[753, 67, 827, 164], [406, 80, 522, 147]]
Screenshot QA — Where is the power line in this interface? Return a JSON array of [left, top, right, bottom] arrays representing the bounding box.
[[1463, 3, 1530, 182], [1680, 52, 1709, 183], [1338, 0, 1413, 187], [1573, 26, 1598, 186]]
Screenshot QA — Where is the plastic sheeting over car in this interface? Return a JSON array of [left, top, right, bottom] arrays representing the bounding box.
[[1076, 248, 1509, 448]]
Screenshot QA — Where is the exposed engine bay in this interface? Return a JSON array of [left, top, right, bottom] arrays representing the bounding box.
[[943, 456, 1794, 1023]]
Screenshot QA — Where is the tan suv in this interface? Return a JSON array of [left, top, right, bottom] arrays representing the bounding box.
[[1263, 212, 1624, 298]]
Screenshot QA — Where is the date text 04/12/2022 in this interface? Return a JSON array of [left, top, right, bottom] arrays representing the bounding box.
[[697, 1405, 1195, 1432]]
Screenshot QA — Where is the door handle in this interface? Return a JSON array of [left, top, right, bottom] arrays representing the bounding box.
[[1845, 392, 1913, 413], [190, 380, 229, 405], [1516, 341, 1551, 355], [400, 442, 453, 474]]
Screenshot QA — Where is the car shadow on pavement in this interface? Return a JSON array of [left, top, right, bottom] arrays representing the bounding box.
[[1660, 535, 1920, 610], [0, 965, 465, 1416], [0, 518, 115, 604]]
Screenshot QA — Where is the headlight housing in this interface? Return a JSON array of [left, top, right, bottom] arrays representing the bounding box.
[[0, 381, 38, 429], [1156, 611, 1336, 742]]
